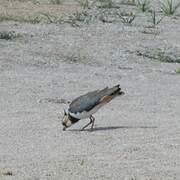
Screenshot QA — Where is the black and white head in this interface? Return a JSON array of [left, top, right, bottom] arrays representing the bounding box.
[[62, 109, 72, 131]]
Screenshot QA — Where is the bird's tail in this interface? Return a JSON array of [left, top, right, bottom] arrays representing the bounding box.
[[98, 85, 124, 104], [107, 84, 125, 97]]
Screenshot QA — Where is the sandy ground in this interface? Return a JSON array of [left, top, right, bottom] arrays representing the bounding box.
[[0, 1, 180, 179]]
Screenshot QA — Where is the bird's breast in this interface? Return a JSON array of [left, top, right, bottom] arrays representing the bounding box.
[[69, 103, 104, 119]]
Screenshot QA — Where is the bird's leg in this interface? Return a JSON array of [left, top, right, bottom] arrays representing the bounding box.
[[81, 118, 92, 131], [81, 115, 95, 131], [90, 115, 95, 131]]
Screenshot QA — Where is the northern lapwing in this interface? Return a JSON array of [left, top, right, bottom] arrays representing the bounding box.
[[62, 84, 124, 131]]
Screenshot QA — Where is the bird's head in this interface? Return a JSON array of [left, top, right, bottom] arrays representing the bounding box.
[[62, 109, 72, 131]]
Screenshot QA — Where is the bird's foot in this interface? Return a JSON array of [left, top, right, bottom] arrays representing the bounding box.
[[81, 121, 92, 131]]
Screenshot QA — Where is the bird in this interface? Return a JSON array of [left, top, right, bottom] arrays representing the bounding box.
[[62, 84, 124, 131]]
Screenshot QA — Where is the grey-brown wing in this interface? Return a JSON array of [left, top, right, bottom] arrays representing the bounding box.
[[69, 88, 108, 114]]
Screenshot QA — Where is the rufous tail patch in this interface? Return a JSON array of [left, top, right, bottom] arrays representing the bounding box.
[[100, 95, 113, 104]]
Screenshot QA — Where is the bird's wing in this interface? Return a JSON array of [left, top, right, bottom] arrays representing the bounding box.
[[69, 85, 124, 114], [69, 88, 108, 114]]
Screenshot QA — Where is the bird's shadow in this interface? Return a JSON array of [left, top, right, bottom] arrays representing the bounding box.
[[69, 125, 157, 132]]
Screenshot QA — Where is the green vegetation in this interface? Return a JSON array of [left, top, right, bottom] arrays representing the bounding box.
[[157, 51, 180, 63], [135, 0, 151, 12], [149, 10, 163, 27], [97, 0, 113, 8], [68, 11, 94, 26], [117, 12, 136, 24], [76, 0, 90, 9], [0, 14, 42, 24], [120, 0, 136, 6], [137, 49, 180, 63], [49, 0, 64, 4], [175, 68, 180, 74], [160, 0, 180, 16], [0, 31, 21, 40]]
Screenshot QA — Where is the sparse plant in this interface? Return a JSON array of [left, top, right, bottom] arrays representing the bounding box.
[[0, 15, 11, 22], [68, 11, 94, 26], [63, 50, 90, 64], [99, 15, 114, 23], [160, 0, 180, 16], [0, 13, 42, 24], [149, 10, 164, 27], [136, 48, 180, 63], [120, 0, 136, 6], [117, 12, 136, 24], [80, 159, 85, 166], [32, 0, 40, 4], [175, 67, 180, 73], [28, 15, 42, 24], [49, 0, 64, 4], [0, 31, 21, 40], [141, 27, 160, 35], [157, 51, 180, 63], [40, 11, 95, 26], [76, 0, 90, 9], [40, 13, 57, 23], [135, 0, 151, 12], [97, 0, 113, 8]]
